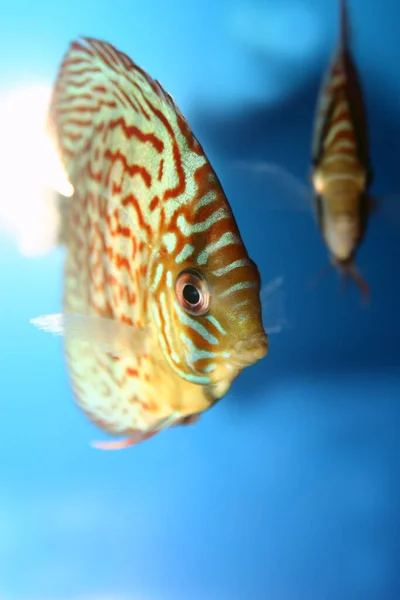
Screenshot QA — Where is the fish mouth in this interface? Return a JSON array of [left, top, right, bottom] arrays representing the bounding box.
[[184, 333, 268, 390], [233, 332, 269, 367]]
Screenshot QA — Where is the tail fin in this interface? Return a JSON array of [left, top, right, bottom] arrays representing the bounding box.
[[308, 258, 369, 304], [338, 262, 370, 304]]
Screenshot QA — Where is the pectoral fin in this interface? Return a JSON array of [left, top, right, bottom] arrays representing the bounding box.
[[30, 312, 150, 358], [260, 276, 288, 334], [230, 160, 313, 212], [367, 194, 400, 226]]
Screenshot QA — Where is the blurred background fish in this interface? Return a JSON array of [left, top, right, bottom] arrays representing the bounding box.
[[22, 37, 284, 449], [309, 0, 372, 299], [233, 0, 399, 302]]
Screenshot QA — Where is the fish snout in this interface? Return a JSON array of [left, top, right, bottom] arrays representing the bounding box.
[[234, 332, 269, 364]]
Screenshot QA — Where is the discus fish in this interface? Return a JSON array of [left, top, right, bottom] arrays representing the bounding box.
[[30, 37, 282, 449], [310, 0, 372, 300], [232, 0, 377, 301]]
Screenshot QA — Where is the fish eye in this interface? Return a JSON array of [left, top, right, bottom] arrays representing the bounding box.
[[175, 269, 210, 316]]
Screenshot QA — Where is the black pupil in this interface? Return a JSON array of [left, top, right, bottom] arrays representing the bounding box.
[[183, 284, 200, 305]]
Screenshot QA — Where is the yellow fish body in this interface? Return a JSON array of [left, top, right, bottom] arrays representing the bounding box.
[[33, 37, 270, 448]]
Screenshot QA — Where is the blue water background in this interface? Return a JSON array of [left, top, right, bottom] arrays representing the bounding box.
[[1, 0, 399, 598]]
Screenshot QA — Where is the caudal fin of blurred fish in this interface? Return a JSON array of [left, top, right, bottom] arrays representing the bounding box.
[[0, 83, 74, 257], [339, 263, 370, 305], [308, 260, 370, 304]]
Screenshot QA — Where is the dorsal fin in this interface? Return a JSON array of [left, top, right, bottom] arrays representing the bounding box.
[[339, 0, 350, 55], [48, 36, 194, 184]]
